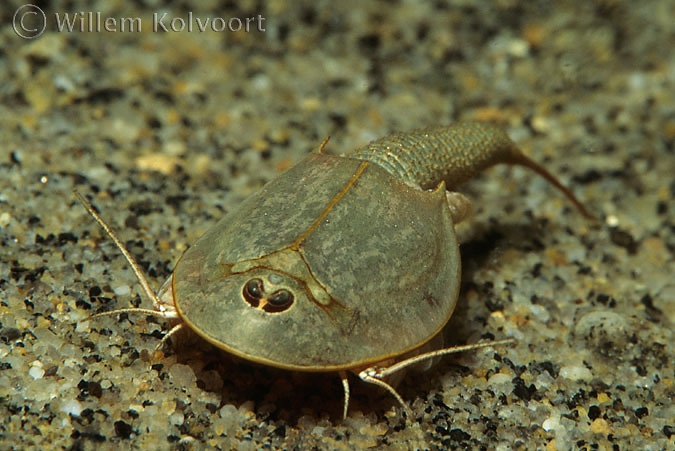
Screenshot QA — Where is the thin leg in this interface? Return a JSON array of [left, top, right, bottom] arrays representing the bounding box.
[[339, 371, 350, 419], [155, 323, 184, 350], [83, 308, 181, 350], [75, 190, 167, 311], [87, 307, 179, 322], [358, 371, 412, 416], [75, 190, 181, 348], [377, 339, 514, 380], [357, 338, 515, 414]]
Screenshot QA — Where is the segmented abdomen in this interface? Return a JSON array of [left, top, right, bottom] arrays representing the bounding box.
[[349, 122, 521, 190]]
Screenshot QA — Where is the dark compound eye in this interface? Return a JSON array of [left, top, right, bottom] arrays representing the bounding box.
[[268, 289, 292, 306], [243, 278, 263, 306], [264, 289, 294, 312]]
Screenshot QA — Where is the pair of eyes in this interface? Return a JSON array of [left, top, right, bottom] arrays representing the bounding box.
[[242, 278, 294, 312]]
